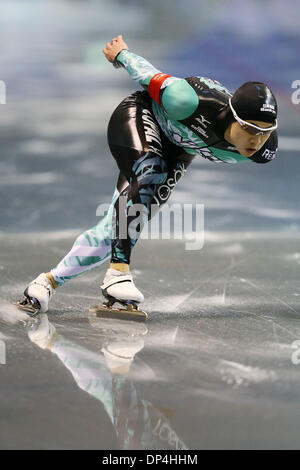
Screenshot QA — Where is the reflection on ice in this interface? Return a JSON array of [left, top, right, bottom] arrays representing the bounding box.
[[23, 313, 188, 450]]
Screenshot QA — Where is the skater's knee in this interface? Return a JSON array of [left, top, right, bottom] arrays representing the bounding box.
[[74, 228, 97, 247]]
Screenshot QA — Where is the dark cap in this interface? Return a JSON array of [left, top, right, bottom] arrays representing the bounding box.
[[231, 82, 278, 124]]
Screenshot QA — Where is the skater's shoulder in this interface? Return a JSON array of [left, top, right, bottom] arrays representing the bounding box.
[[184, 76, 231, 97]]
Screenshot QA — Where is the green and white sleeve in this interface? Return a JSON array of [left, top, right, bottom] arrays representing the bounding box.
[[115, 50, 199, 120]]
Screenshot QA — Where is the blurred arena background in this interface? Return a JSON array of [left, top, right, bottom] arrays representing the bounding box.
[[0, 0, 299, 232]]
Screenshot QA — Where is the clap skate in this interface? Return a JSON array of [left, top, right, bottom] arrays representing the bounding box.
[[15, 273, 55, 317], [89, 268, 148, 322]]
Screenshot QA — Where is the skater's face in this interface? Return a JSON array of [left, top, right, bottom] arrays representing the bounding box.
[[225, 120, 273, 158]]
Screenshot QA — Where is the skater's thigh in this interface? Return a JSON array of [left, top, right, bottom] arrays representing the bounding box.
[[151, 139, 195, 210], [160, 131, 195, 173], [107, 91, 164, 180]]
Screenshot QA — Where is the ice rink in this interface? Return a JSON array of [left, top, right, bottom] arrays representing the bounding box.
[[0, 0, 300, 449]]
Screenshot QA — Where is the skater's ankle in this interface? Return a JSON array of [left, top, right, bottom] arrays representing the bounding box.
[[46, 272, 59, 289], [110, 263, 130, 273]]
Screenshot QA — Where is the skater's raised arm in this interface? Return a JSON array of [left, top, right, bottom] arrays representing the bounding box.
[[103, 35, 161, 87], [102, 35, 199, 120]]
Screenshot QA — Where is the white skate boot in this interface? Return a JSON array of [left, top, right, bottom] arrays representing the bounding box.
[[102, 268, 144, 303], [16, 273, 55, 316], [27, 314, 58, 349], [89, 268, 147, 321]]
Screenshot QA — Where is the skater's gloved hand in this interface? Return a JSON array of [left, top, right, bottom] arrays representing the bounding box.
[[27, 314, 58, 350], [102, 35, 129, 63]]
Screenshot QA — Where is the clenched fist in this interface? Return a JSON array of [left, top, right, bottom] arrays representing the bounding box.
[[102, 35, 129, 63]]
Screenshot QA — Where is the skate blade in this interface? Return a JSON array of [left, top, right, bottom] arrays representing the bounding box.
[[14, 298, 40, 317], [11, 302, 40, 328], [89, 304, 148, 322]]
